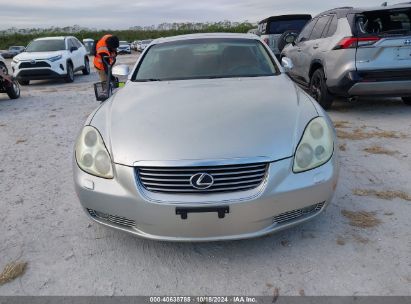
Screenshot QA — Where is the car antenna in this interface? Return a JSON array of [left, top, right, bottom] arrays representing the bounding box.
[[381, 2, 388, 6]]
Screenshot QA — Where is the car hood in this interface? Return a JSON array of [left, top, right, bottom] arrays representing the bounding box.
[[14, 51, 63, 61], [91, 76, 319, 166]]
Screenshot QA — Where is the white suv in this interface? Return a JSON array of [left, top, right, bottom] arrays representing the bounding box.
[[11, 36, 90, 85]]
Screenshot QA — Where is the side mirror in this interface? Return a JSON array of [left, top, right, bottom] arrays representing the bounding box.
[[70, 46, 78, 52], [112, 64, 129, 77], [281, 57, 294, 72]]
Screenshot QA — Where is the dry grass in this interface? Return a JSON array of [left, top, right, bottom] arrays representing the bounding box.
[[353, 189, 411, 201], [352, 234, 370, 244], [333, 121, 351, 129], [336, 236, 346, 246], [337, 128, 407, 140], [363, 146, 399, 156], [0, 262, 27, 286], [341, 210, 381, 228]]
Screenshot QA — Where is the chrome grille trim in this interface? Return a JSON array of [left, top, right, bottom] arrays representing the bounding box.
[[273, 202, 325, 224], [87, 209, 136, 228], [137, 163, 268, 194]]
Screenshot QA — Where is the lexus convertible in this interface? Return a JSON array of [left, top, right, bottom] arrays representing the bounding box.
[[73, 33, 339, 241]]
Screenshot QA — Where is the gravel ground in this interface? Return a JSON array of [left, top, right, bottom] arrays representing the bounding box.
[[0, 54, 410, 296]]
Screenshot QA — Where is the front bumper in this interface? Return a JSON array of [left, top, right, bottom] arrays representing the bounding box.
[[12, 60, 66, 80], [73, 156, 339, 242]]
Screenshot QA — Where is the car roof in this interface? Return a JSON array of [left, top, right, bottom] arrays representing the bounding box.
[[259, 14, 312, 24], [153, 33, 260, 44], [34, 36, 68, 41], [316, 3, 411, 18]]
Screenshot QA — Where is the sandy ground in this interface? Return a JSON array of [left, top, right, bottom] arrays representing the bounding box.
[[0, 53, 410, 296]]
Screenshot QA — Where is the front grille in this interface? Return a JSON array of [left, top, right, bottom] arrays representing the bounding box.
[[137, 163, 268, 194], [87, 209, 136, 228], [19, 61, 51, 69], [273, 202, 325, 224]]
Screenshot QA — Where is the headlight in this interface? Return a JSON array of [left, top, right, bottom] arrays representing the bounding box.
[[293, 117, 334, 173], [75, 126, 114, 179], [12, 58, 20, 63], [48, 55, 62, 62]]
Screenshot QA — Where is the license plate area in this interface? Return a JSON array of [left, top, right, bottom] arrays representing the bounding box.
[[176, 206, 229, 220], [395, 47, 411, 60]]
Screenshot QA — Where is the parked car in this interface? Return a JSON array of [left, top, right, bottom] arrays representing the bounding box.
[[117, 41, 131, 55], [247, 28, 259, 35], [11, 36, 90, 85], [82, 38, 95, 55], [282, 3, 411, 109], [73, 33, 339, 241], [1, 46, 26, 59], [140, 39, 153, 51], [136, 40, 143, 51], [0, 54, 20, 99], [258, 14, 312, 57]]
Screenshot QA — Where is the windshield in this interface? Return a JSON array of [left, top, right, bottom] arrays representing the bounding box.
[[120, 41, 128, 46], [357, 8, 411, 36], [10, 47, 22, 51], [142, 40, 152, 44], [268, 19, 310, 34], [26, 40, 66, 52], [133, 38, 279, 81]]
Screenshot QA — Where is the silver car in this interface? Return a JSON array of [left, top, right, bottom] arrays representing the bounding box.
[[282, 3, 411, 109], [73, 33, 339, 242]]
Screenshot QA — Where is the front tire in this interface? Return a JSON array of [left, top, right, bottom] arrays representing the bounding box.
[[402, 97, 411, 106], [65, 62, 74, 83], [5, 80, 20, 99], [82, 57, 90, 75], [309, 68, 334, 110]]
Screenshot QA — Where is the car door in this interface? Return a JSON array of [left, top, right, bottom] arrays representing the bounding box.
[[68, 38, 81, 69], [302, 15, 333, 82], [286, 18, 317, 82]]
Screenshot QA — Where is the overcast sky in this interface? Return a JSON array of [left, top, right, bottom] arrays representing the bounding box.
[[0, 0, 380, 29]]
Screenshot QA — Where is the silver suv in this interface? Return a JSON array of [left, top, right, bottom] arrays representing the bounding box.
[[282, 3, 411, 109]]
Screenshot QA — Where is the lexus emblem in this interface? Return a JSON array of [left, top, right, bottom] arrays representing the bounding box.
[[190, 173, 214, 190], [30, 60, 36, 64], [404, 40, 411, 46]]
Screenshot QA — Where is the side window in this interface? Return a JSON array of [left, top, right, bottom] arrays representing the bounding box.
[[297, 18, 317, 43], [73, 38, 82, 48], [68, 39, 76, 50], [310, 15, 332, 40], [325, 15, 338, 37]]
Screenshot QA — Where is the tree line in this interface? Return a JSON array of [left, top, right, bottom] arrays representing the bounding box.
[[0, 22, 256, 49]]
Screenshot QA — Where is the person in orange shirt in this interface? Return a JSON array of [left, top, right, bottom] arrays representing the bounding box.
[[93, 35, 120, 82]]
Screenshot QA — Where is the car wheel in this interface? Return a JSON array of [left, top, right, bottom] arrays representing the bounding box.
[[402, 97, 411, 106], [65, 62, 74, 83], [0, 62, 8, 75], [82, 57, 90, 75], [309, 68, 334, 110], [18, 79, 30, 86], [5, 80, 20, 99]]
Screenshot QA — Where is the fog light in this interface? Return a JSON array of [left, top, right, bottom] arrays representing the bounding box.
[[301, 205, 317, 214], [94, 211, 109, 219]]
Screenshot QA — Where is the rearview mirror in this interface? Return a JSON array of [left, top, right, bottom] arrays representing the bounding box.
[[70, 46, 78, 52], [112, 65, 129, 77], [281, 57, 294, 72]]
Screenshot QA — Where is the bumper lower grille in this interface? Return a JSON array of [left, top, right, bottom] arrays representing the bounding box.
[[137, 163, 268, 194], [19, 61, 51, 69], [273, 202, 325, 224], [87, 209, 136, 228]]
